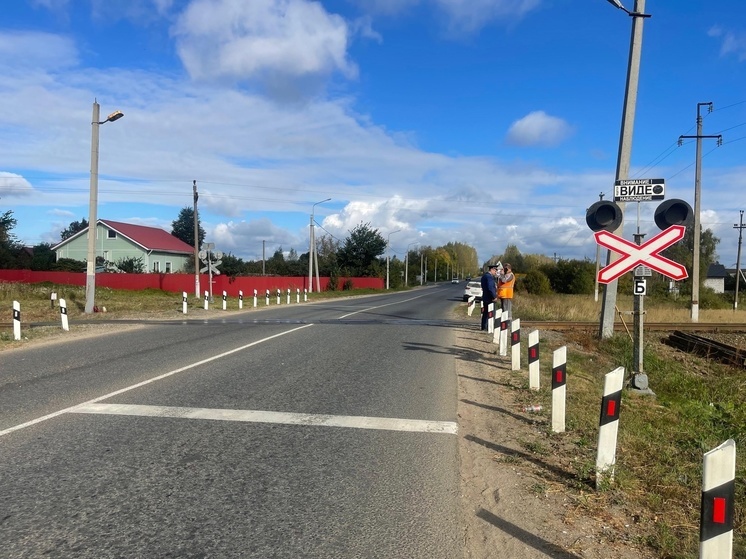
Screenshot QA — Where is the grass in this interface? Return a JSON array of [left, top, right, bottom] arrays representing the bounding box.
[[504, 292, 745, 558]]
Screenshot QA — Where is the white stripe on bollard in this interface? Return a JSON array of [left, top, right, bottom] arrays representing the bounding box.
[[222, 290, 227, 310], [699, 439, 736, 558], [182, 291, 188, 314], [239, 290, 243, 310], [13, 300, 21, 340], [204, 290, 209, 310], [528, 330, 540, 389], [511, 318, 521, 371], [59, 298, 69, 331], [596, 366, 624, 488], [551, 346, 567, 433], [499, 311, 509, 356]]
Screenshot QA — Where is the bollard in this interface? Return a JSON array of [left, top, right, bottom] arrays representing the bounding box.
[[304, 288, 308, 302], [551, 346, 567, 433], [276, 289, 281, 305], [204, 290, 209, 310], [59, 298, 69, 331], [699, 439, 736, 558], [596, 366, 624, 489], [265, 290, 270, 306], [222, 290, 227, 310], [50, 291, 57, 309], [499, 311, 509, 356], [253, 289, 257, 308], [296, 288, 300, 304], [467, 296, 476, 316], [239, 290, 243, 310], [511, 318, 521, 371], [12, 300, 21, 340], [528, 330, 540, 389], [182, 291, 188, 314], [287, 288, 290, 305], [487, 302, 494, 334]]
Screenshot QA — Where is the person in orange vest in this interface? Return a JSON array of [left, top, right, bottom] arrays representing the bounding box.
[[497, 263, 515, 319]]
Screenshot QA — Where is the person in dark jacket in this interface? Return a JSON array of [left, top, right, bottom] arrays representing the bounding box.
[[480, 264, 499, 331]]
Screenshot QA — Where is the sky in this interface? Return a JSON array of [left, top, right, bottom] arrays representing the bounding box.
[[1, 0, 746, 271]]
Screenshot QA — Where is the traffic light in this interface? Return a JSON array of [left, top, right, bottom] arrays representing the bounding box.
[[586, 200, 623, 232], [654, 199, 693, 230]]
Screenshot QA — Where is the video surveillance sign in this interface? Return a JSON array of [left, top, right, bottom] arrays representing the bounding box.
[[614, 178, 665, 202]]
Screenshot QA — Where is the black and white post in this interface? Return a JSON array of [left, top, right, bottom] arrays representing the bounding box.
[[265, 290, 270, 306], [204, 290, 209, 310], [551, 346, 567, 433], [511, 318, 521, 371], [239, 290, 243, 310], [528, 330, 540, 390], [13, 300, 20, 340], [487, 302, 495, 334], [596, 366, 624, 488], [499, 311, 509, 357], [182, 291, 188, 314], [222, 290, 227, 310], [699, 438, 736, 558], [59, 298, 69, 331]]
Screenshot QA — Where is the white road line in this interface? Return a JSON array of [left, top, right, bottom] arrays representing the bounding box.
[[0, 324, 314, 438], [337, 292, 433, 319], [71, 403, 459, 435]]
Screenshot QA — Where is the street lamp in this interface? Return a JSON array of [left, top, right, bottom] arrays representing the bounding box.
[[405, 242, 419, 287], [308, 198, 330, 293], [85, 100, 123, 314], [386, 230, 401, 290], [598, 0, 651, 338]]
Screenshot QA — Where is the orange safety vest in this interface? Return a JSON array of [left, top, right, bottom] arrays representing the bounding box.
[[497, 274, 515, 299]]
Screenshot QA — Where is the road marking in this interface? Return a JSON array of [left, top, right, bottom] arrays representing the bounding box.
[[337, 293, 433, 319], [0, 324, 314, 438], [71, 403, 459, 435]]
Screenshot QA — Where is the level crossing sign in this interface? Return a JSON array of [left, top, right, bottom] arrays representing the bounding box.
[[595, 225, 688, 284], [614, 178, 665, 202]]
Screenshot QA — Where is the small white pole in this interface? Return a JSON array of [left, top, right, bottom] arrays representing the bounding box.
[[596, 366, 624, 489], [253, 289, 258, 308], [222, 290, 227, 310], [511, 319, 521, 371], [551, 346, 567, 433], [304, 288, 308, 302], [276, 289, 281, 305], [204, 290, 209, 310], [467, 296, 475, 316], [487, 303, 495, 334], [699, 439, 736, 558], [182, 291, 188, 314], [265, 290, 270, 306], [499, 311, 509, 356], [60, 298, 69, 331], [12, 300, 21, 340], [528, 330, 540, 389], [296, 288, 300, 303], [286, 288, 290, 305], [239, 290, 243, 310]]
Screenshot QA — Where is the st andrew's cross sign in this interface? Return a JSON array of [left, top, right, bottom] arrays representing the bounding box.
[[595, 225, 688, 284]]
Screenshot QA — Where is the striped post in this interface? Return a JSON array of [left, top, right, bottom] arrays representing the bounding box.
[[304, 288, 308, 302], [699, 439, 736, 558], [253, 289, 258, 308], [467, 296, 476, 316], [528, 330, 540, 389], [265, 290, 270, 306], [487, 302, 495, 334], [287, 288, 290, 305], [596, 366, 624, 489], [551, 346, 567, 433], [511, 318, 521, 371], [59, 298, 69, 331], [276, 289, 281, 305], [182, 291, 188, 314], [50, 291, 57, 308], [239, 290, 243, 310], [296, 288, 300, 303], [203, 290, 209, 310], [499, 311, 509, 356], [12, 301, 20, 340], [222, 290, 227, 310]]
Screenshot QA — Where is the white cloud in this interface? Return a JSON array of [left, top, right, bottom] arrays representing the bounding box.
[[709, 26, 746, 61], [0, 31, 78, 71], [433, 0, 540, 33], [173, 0, 356, 88], [505, 111, 574, 148]]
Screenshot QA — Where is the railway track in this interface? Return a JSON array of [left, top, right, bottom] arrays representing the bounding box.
[[519, 321, 746, 333]]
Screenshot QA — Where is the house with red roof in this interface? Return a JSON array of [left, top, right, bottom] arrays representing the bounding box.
[[52, 219, 194, 273]]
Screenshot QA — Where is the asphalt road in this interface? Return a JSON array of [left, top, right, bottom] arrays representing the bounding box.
[[1, 283, 471, 558]]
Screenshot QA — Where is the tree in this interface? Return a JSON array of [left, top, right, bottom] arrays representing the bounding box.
[[662, 226, 719, 295], [338, 222, 386, 277], [115, 256, 145, 273], [171, 207, 205, 248], [0, 210, 20, 268], [60, 218, 88, 240]]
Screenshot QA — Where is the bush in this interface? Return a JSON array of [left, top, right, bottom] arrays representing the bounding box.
[[521, 269, 553, 295], [343, 279, 354, 290]]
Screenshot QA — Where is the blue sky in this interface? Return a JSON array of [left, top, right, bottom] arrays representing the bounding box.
[[1, 0, 745, 269]]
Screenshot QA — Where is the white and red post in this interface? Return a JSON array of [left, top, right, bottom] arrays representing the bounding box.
[[596, 366, 624, 488], [699, 439, 736, 558], [551, 346, 567, 433], [467, 296, 476, 316], [528, 330, 540, 390], [486, 302, 495, 334], [499, 311, 509, 356], [510, 318, 521, 371]]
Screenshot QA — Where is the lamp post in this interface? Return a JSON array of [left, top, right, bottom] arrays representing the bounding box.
[[598, 0, 650, 338], [308, 198, 330, 293], [405, 242, 419, 287], [386, 230, 401, 290], [85, 100, 123, 314]]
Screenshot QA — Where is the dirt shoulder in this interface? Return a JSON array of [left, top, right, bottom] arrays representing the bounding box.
[[455, 322, 656, 559]]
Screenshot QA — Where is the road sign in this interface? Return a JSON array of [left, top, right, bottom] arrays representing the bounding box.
[[595, 225, 688, 283], [634, 265, 652, 277], [634, 279, 647, 296], [614, 178, 665, 202]]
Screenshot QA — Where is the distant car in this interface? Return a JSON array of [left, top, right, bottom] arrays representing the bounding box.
[[463, 281, 483, 302], [451, 278, 459, 284]]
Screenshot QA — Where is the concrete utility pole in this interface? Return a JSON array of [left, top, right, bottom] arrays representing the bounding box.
[[679, 102, 723, 322], [734, 210, 745, 311], [599, 0, 650, 338], [193, 180, 200, 299]]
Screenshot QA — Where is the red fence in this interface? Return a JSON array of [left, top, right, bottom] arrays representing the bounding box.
[[0, 270, 384, 295]]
